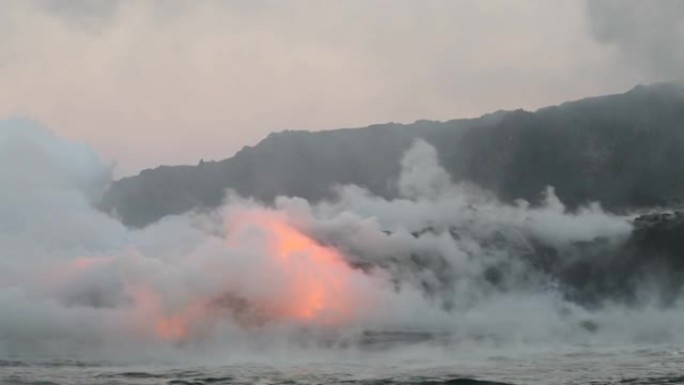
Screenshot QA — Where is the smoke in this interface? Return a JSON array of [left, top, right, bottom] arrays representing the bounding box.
[[1, 120, 683, 363], [586, 0, 684, 80]]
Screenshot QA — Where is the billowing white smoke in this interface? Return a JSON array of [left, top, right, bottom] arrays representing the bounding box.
[[0, 119, 681, 363]]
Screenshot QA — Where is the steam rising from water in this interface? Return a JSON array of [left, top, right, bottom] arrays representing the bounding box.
[[1, 118, 682, 363]]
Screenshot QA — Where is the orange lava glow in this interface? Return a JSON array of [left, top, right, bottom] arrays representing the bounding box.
[[126, 284, 203, 341], [52, 212, 360, 343], [228, 212, 358, 325], [122, 212, 358, 342]]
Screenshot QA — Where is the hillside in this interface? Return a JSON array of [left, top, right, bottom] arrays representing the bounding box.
[[100, 82, 684, 227]]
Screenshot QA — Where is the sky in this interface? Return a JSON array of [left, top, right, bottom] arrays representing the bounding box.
[[1, 0, 682, 177]]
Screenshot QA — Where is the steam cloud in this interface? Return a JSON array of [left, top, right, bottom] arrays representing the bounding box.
[[586, 0, 684, 80], [1, 118, 683, 363]]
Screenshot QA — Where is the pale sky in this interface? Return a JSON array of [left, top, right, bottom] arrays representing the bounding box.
[[1, 0, 682, 176]]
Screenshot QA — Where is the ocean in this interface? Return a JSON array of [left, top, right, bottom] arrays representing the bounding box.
[[4, 343, 684, 385]]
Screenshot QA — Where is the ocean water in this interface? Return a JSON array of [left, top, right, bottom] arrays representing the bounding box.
[[3, 344, 684, 385]]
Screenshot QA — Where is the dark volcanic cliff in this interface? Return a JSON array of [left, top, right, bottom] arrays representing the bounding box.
[[101, 82, 684, 227]]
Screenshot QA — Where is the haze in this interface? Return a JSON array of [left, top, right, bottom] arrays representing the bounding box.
[[0, 0, 682, 175]]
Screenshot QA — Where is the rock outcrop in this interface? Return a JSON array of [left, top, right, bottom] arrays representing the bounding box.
[[101, 82, 684, 227]]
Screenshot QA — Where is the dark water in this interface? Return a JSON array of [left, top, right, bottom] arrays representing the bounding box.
[[3, 347, 684, 385]]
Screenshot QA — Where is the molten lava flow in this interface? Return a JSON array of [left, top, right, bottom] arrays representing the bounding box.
[[267, 218, 351, 322], [228, 212, 358, 325], [126, 213, 358, 341], [126, 284, 205, 342], [47, 212, 361, 343], [51, 257, 197, 342]]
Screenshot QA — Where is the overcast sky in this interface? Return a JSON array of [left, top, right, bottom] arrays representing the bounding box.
[[1, 0, 682, 176]]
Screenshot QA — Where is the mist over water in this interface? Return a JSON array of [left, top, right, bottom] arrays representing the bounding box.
[[1, 118, 684, 367]]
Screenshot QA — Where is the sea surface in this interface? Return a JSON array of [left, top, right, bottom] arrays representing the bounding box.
[[3, 345, 684, 385]]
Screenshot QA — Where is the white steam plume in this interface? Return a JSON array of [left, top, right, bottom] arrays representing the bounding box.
[[0, 121, 681, 363]]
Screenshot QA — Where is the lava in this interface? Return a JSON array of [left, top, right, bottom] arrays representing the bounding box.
[[226, 211, 358, 325], [126, 284, 205, 342], [45, 211, 360, 343]]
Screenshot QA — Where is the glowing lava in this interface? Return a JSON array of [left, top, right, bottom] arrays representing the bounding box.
[[227, 212, 358, 325], [49, 211, 361, 343], [129, 285, 184, 340]]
